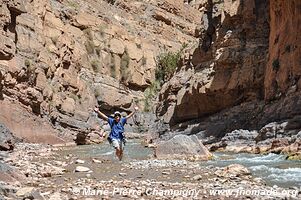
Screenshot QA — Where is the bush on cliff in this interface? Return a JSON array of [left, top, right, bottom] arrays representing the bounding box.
[[155, 43, 187, 83]]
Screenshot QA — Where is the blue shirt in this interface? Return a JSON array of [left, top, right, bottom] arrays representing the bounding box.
[[107, 117, 127, 140]]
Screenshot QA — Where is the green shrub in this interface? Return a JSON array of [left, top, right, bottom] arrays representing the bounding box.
[[94, 88, 101, 98], [84, 28, 95, 54], [24, 59, 31, 67], [142, 56, 147, 66], [50, 36, 59, 45], [110, 54, 116, 78], [85, 41, 94, 54], [120, 49, 130, 82], [91, 60, 100, 72], [144, 81, 160, 112], [110, 64, 116, 78], [144, 43, 187, 112], [95, 46, 101, 56], [67, 0, 79, 9], [98, 24, 107, 37], [24, 59, 36, 74], [106, 0, 116, 5], [155, 44, 186, 83], [83, 28, 93, 41]]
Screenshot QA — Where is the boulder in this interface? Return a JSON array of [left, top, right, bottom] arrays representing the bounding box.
[[143, 132, 159, 147], [155, 135, 212, 160], [270, 138, 290, 153], [0, 123, 17, 151], [49, 192, 68, 200], [256, 122, 287, 142], [282, 138, 301, 155], [75, 159, 85, 164], [85, 131, 104, 144], [0, 99, 66, 144], [92, 158, 102, 163], [60, 97, 76, 115], [109, 38, 125, 55], [16, 187, 35, 197], [72, 12, 102, 28], [75, 166, 91, 172], [221, 129, 258, 153], [125, 41, 143, 61], [221, 164, 251, 177]]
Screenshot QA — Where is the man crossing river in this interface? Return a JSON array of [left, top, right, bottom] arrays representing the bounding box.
[[94, 106, 138, 161]]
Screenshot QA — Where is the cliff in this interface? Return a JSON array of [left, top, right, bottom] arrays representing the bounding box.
[[0, 0, 200, 144], [0, 0, 300, 151], [156, 0, 301, 154]]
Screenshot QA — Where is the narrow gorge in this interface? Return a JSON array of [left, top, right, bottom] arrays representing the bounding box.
[[0, 0, 300, 199]]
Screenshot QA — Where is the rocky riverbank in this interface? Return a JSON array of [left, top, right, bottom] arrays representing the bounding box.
[[1, 141, 300, 200], [206, 121, 301, 160]]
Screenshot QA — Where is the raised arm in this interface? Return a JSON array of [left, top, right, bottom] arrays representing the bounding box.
[[126, 106, 139, 119], [94, 107, 109, 121]]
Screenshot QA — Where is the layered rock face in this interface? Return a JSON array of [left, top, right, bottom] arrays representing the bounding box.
[[264, 0, 301, 101], [157, 0, 270, 125], [156, 0, 301, 154], [0, 0, 200, 143]]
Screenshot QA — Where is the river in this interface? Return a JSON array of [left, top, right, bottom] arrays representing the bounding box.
[[54, 140, 301, 189]]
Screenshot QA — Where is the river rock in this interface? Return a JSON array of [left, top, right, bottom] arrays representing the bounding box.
[[75, 166, 90, 172], [282, 138, 301, 155], [192, 174, 202, 181], [49, 192, 68, 200], [143, 132, 159, 147], [92, 158, 102, 163], [119, 172, 127, 176], [75, 159, 85, 164], [16, 187, 35, 197], [270, 138, 290, 153], [221, 164, 251, 177], [162, 168, 172, 175], [154, 135, 212, 160], [220, 129, 258, 153], [256, 122, 287, 142]]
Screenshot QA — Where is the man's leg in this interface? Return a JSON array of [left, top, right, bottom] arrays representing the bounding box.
[[112, 139, 123, 160], [112, 139, 121, 160], [115, 147, 120, 158], [118, 141, 124, 160], [115, 141, 123, 161]]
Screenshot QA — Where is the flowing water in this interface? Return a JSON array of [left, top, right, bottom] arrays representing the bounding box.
[[206, 152, 301, 188], [55, 140, 301, 188]]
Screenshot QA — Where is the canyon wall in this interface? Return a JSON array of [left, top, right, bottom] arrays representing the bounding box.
[[0, 0, 200, 143], [157, 0, 270, 125], [264, 0, 301, 100], [0, 0, 300, 148], [156, 0, 301, 148]]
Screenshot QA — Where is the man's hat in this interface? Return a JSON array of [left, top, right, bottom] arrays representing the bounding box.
[[114, 111, 121, 117]]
